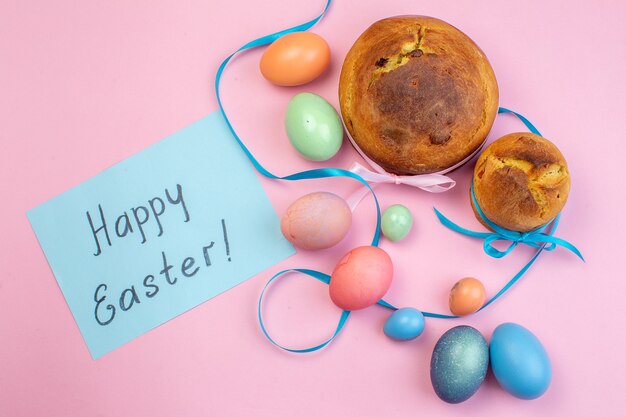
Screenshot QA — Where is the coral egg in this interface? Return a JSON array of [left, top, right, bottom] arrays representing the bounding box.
[[329, 246, 393, 310]]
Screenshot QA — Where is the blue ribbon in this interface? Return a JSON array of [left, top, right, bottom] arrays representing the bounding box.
[[434, 109, 583, 262], [497, 107, 542, 135], [434, 188, 583, 260], [215, 0, 375, 352], [214, 0, 383, 246], [257, 108, 584, 351], [258, 269, 351, 353], [429, 110, 584, 314], [216, 0, 583, 352]]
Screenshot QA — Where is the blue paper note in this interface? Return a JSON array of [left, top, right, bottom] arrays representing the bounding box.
[[27, 112, 295, 359]]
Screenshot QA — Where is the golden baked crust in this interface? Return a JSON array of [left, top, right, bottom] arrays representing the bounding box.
[[339, 16, 499, 175], [472, 132, 570, 232]]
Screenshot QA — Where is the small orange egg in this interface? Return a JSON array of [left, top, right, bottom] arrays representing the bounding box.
[[259, 32, 330, 86], [449, 277, 486, 316]]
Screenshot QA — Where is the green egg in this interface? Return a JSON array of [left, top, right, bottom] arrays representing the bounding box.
[[381, 204, 413, 241], [285, 92, 343, 161]]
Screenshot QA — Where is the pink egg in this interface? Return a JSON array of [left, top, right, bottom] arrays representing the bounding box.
[[329, 246, 393, 310], [281, 192, 352, 250]]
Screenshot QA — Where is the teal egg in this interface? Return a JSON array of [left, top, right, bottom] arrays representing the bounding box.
[[383, 307, 425, 341], [381, 204, 413, 241], [490, 323, 552, 400], [430, 325, 489, 404], [285, 92, 343, 161]]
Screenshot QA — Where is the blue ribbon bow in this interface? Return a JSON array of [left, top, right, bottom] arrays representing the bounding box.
[[434, 185, 584, 261]]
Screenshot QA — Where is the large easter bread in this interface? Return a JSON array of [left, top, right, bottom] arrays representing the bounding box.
[[339, 16, 499, 175]]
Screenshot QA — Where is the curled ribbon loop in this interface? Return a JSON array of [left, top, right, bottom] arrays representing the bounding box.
[[216, 0, 373, 352], [258, 269, 351, 353]]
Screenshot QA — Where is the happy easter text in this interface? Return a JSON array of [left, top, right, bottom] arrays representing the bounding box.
[[85, 184, 232, 326]]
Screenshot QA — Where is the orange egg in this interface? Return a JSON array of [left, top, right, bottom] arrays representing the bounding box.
[[259, 32, 330, 86], [449, 277, 486, 316]]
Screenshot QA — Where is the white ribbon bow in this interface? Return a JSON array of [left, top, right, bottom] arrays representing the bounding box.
[[349, 162, 456, 192], [345, 162, 456, 210], [343, 126, 489, 210]]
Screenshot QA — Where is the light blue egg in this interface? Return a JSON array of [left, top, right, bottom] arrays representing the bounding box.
[[490, 323, 552, 400], [383, 308, 425, 341], [430, 325, 489, 404]]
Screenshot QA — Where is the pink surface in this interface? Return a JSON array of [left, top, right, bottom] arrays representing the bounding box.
[[1, 0, 624, 415]]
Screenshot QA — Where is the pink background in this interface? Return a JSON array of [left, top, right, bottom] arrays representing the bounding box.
[[1, 0, 625, 415]]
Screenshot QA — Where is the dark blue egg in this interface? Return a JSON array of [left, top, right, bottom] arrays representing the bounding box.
[[430, 325, 489, 404], [383, 307, 425, 341], [490, 323, 551, 399]]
